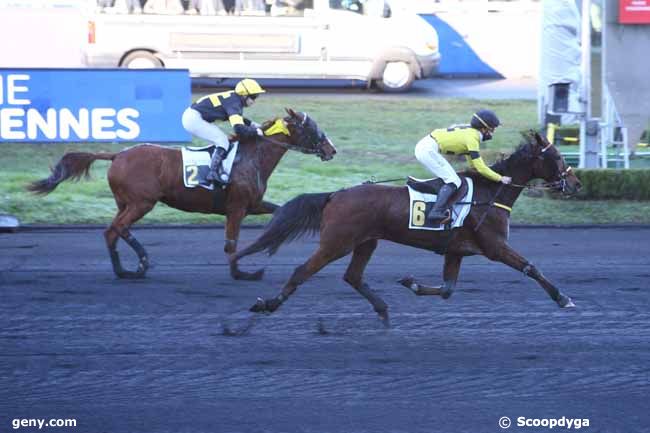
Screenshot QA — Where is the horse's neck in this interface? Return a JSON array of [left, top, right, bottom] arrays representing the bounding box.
[[497, 165, 533, 208], [249, 135, 289, 182]]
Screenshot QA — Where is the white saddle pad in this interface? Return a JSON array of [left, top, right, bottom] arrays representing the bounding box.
[[408, 177, 474, 231], [180, 142, 239, 190]]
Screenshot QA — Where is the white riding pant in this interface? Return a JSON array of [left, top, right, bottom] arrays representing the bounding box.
[[181, 107, 229, 151], [414, 135, 462, 188]]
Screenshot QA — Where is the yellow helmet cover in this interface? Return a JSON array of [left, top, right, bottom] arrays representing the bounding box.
[[235, 79, 266, 96]]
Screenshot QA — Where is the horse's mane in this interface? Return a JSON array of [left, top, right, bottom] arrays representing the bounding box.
[[461, 134, 536, 184]]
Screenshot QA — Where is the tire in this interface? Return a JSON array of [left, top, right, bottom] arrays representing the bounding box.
[[121, 51, 163, 69], [376, 61, 415, 93]]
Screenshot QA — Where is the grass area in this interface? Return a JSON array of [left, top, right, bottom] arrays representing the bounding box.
[[2, 94, 649, 225]]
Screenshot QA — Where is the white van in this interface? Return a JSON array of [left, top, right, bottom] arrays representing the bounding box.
[[85, 0, 440, 92]]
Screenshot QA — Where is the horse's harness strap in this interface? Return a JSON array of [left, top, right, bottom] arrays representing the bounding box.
[[493, 202, 512, 212], [456, 200, 512, 213], [473, 184, 506, 231]]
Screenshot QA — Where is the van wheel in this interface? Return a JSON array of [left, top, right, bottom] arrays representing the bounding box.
[[377, 61, 414, 92], [121, 51, 163, 69]]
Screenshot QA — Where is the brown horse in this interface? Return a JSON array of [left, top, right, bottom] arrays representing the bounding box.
[[233, 131, 581, 323], [28, 109, 337, 280]]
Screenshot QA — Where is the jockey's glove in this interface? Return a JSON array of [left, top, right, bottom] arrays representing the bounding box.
[[234, 124, 259, 139], [243, 118, 261, 128]]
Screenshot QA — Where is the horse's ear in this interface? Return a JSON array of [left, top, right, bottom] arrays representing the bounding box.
[[533, 130, 546, 147], [285, 108, 297, 118]]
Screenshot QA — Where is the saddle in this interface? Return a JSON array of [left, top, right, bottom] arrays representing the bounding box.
[[181, 142, 239, 190], [407, 176, 469, 205]]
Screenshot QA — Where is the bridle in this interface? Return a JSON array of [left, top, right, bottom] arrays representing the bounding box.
[[256, 112, 329, 158], [510, 141, 572, 193]]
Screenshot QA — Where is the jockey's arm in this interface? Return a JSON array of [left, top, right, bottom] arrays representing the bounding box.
[[228, 114, 245, 128], [229, 115, 258, 138], [465, 152, 502, 182]]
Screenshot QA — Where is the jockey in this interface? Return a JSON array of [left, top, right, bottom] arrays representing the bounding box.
[[414, 109, 512, 224], [181, 78, 266, 184]]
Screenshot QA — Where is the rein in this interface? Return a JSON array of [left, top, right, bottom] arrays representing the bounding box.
[[256, 134, 319, 154], [363, 176, 405, 185]]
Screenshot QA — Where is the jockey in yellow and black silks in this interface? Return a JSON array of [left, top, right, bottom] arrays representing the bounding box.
[[182, 78, 266, 184], [414, 109, 512, 224]]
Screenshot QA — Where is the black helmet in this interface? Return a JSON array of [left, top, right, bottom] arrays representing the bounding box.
[[471, 109, 500, 130]]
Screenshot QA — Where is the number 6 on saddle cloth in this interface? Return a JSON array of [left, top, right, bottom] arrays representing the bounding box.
[[407, 176, 473, 230], [181, 142, 239, 189]]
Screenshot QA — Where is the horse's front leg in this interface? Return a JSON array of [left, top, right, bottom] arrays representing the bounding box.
[[399, 253, 463, 299], [493, 243, 575, 308], [225, 208, 265, 281]]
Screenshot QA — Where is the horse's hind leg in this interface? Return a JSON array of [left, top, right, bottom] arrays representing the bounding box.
[[104, 201, 155, 279], [399, 253, 463, 299], [250, 245, 347, 314], [105, 204, 127, 277], [342, 239, 389, 324]]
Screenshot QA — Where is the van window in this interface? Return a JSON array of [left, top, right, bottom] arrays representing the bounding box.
[[273, 0, 314, 16], [329, 0, 388, 17], [329, 0, 363, 14]]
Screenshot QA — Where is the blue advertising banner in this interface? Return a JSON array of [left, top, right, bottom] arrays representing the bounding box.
[[0, 68, 190, 142]]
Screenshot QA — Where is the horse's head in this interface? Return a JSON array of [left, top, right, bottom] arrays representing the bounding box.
[[529, 131, 582, 195], [283, 108, 337, 161]]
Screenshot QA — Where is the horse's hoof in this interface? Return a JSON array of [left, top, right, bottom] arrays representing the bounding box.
[[249, 297, 267, 313], [440, 289, 453, 300], [250, 269, 265, 281], [398, 276, 419, 294], [558, 295, 576, 308], [266, 297, 282, 312], [115, 270, 147, 279], [377, 310, 390, 328], [233, 268, 265, 281]]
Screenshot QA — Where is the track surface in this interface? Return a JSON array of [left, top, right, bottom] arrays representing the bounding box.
[[1, 227, 649, 433]]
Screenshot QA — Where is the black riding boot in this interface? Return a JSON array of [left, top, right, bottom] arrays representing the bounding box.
[[206, 146, 228, 183], [426, 183, 458, 224]]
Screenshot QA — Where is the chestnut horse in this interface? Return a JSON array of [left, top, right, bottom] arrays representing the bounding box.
[[28, 109, 336, 280], [233, 131, 581, 323]]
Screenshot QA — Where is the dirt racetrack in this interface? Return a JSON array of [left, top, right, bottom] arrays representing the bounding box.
[[1, 226, 649, 433]]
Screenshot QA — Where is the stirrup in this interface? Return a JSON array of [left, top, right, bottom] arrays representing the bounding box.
[[426, 208, 451, 225], [205, 170, 219, 182]]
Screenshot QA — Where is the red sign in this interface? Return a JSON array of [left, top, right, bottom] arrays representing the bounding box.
[[620, 0, 650, 24]]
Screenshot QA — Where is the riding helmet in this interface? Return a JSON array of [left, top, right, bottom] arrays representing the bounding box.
[[235, 79, 266, 97], [471, 109, 500, 130]]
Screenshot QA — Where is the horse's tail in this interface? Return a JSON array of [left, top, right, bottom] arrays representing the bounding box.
[[236, 192, 332, 259], [27, 152, 116, 195]]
